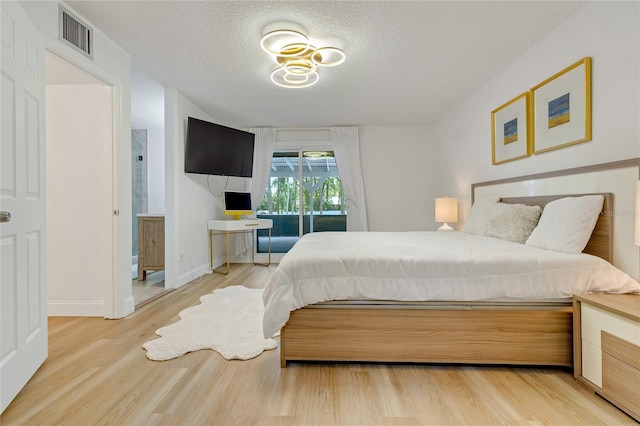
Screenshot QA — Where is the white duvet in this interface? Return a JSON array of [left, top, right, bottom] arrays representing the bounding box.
[[263, 231, 640, 337]]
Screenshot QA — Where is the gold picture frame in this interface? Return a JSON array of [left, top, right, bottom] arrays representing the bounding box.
[[531, 57, 592, 154], [491, 92, 531, 165]]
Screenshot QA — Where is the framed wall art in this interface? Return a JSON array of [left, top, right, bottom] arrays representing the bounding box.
[[531, 57, 592, 154], [491, 92, 531, 165]]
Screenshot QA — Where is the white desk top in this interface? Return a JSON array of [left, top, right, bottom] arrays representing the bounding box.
[[207, 219, 273, 231]]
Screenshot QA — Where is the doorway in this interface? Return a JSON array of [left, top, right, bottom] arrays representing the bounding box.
[[130, 64, 166, 307], [45, 51, 115, 316]]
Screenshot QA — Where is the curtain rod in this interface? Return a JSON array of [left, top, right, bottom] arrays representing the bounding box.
[[276, 127, 330, 132], [274, 126, 362, 132]]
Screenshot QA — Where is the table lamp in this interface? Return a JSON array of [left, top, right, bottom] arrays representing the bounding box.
[[435, 196, 457, 231]]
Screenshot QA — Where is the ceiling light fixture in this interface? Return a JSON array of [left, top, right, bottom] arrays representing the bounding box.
[[260, 29, 345, 89]]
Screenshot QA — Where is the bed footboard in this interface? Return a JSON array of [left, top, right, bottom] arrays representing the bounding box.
[[280, 305, 573, 368]]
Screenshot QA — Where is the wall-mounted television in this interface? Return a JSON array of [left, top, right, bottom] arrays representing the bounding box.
[[184, 117, 255, 177], [224, 191, 252, 219]]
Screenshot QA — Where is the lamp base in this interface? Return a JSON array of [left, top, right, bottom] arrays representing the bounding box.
[[438, 223, 454, 232]]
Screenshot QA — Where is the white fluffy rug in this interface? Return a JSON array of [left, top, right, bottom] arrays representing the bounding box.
[[143, 285, 278, 361]]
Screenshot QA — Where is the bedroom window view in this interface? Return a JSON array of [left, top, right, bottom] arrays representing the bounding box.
[[256, 151, 346, 253]]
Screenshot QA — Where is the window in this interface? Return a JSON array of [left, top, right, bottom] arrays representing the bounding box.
[[257, 151, 346, 253]]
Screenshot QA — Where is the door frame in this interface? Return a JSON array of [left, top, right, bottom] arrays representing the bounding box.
[[43, 43, 128, 318], [260, 141, 340, 262]]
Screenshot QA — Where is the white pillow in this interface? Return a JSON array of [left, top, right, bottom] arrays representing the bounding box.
[[463, 196, 500, 235], [525, 195, 604, 254], [486, 202, 542, 244]]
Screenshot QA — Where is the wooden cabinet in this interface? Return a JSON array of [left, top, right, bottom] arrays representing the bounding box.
[[573, 294, 640, 421], [137, 214, 164, 281]]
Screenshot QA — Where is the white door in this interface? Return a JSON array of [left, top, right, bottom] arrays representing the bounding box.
[[0, 1, 47, 413]]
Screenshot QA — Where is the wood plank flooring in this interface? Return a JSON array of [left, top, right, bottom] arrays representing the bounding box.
[[1, 264, 636, 425]]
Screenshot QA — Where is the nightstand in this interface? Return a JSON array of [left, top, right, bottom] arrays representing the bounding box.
[[573, 294, 640, 421]]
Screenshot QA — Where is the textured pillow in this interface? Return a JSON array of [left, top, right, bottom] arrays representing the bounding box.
[[525, 195, 604, 254], [463, 196, 500, 235], [486, 202, 542, 244]]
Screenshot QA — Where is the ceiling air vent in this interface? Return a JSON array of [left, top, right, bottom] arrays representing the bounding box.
[[58, 6, 93, 59]]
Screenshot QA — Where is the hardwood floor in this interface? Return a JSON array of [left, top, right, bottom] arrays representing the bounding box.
[[1, 264, 636, 425]]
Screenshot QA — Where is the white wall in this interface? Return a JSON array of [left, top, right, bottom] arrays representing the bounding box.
[[20, 1, 134, 317], [269, 126, 437, 232], [165, 89, 243, 288], [147, 126, 165, 213], [46, 85, 112, 315], [359, 126, 436, 231], [432, 2, 640, 221]]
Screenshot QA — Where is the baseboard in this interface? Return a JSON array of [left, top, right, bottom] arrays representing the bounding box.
[[177, 263, 211, 288], [47, 301, 105, 317]]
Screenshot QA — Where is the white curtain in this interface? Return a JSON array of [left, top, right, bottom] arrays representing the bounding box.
[[233, 127, 276, 256], [249, 127, 277, 209], [331, 126, 368, 231]]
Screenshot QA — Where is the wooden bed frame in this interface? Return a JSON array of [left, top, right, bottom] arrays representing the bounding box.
[[279, 193, 613, 368]]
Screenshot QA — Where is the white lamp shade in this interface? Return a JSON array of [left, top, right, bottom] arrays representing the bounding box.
[[435, 197, 458, 223], [636, 181, 640, 246]]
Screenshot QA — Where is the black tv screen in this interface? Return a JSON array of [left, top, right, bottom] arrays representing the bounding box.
[[185, 117, 255, 177]]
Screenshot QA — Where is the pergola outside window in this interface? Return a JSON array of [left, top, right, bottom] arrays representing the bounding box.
[[256, 151, 347, 253]]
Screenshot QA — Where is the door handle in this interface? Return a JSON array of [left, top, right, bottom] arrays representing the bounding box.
[[1, 211, 11, 223]]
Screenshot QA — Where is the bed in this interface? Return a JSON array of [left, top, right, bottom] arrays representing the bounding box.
[[264, 187, 640, 368]]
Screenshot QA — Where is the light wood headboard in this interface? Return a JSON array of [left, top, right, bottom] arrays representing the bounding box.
[[501, 193, 613, 263], [470, 159, 639, 279]]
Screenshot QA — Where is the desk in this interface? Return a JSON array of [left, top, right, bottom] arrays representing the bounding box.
[[207, 219, 273, 274]]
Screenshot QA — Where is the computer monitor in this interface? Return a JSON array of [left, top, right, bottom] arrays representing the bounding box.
[[224, 191, 252, 219]]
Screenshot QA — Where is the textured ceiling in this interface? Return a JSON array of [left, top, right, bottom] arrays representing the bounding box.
[[64, 1, 586, 129]]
